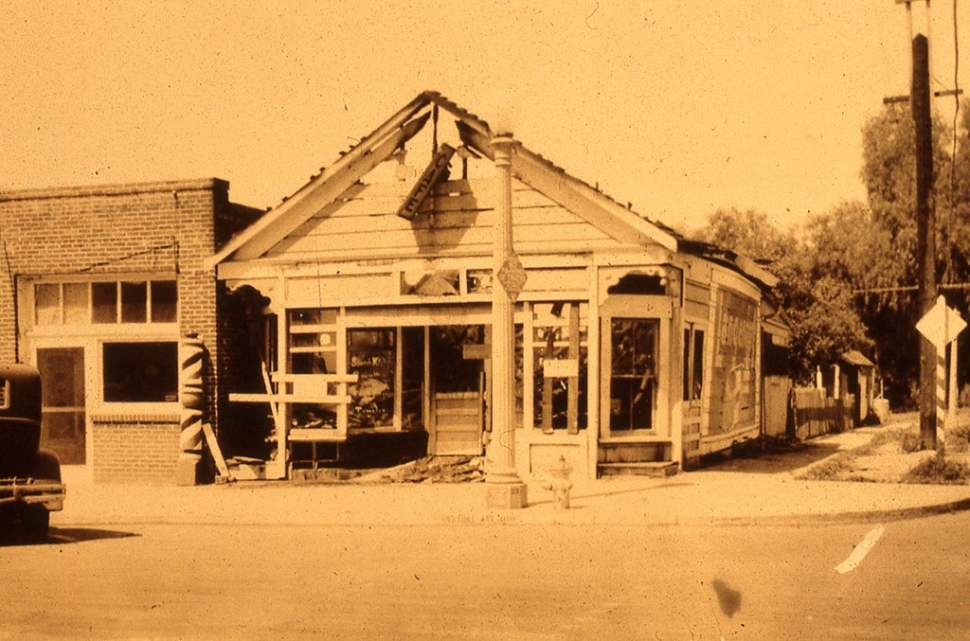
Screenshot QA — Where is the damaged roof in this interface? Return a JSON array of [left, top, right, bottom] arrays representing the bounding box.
[[210, 90, 778, 289]]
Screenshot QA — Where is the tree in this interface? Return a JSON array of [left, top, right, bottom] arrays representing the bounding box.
[[687, 101, 970, 404], [690, 205, 871, 384], [771, 203, 875, 384], [859, 101, 970, 408], [692, 207, 789, 263]]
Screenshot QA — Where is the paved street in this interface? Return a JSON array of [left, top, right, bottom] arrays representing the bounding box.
[[2, 513, 970, 640], [3, 426, 969, 639]]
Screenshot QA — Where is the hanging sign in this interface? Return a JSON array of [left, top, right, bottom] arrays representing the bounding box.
[[396, 144, 455, 220]]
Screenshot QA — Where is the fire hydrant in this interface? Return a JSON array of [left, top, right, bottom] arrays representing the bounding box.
[[542, 456, 573, 509]]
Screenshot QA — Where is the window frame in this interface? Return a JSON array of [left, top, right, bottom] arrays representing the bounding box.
[[683, 323, 706, 403], [30, 276, 178, 329], [100, 340, 180, 405]]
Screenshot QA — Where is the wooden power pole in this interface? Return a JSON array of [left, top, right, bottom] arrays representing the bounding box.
[[913, 33, 938, 449]]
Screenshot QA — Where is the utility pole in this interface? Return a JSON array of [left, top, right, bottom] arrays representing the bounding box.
[[913, 32, 939, 449], [887, 1, 964, 449]]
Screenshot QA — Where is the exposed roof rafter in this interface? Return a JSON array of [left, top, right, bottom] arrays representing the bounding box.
[[455, 121, 679, 253], [211, 109, 431, 265]]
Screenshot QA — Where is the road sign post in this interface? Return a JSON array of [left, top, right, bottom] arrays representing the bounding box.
[[916, 296, 967, 455]]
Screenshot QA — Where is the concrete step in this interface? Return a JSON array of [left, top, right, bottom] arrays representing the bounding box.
[[597, 461, 678, 478]]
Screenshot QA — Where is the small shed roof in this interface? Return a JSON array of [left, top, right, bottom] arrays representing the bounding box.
[[841, 350, 875, 368]]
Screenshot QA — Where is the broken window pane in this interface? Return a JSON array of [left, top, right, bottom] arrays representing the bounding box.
[[348, 328, 395, 428], [532, 303, 588, 431]]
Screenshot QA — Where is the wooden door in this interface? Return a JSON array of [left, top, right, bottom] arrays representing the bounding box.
[[429, 326, 484, 456], [432, 389, 483, 455], [36, 347, 86, 465]]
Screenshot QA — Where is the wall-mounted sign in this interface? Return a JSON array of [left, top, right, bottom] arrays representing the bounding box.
[[543, 359, 578, 378]]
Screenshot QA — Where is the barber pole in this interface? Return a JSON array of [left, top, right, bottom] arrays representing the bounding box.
[[177, 333, 206, 485]]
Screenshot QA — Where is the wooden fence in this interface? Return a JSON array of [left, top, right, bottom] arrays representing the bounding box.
[[792, 388, 855, 440]]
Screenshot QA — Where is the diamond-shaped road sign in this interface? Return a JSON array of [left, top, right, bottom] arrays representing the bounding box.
[[916, 295, 967, 351]]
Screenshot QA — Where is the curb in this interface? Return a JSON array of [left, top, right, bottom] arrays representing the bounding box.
[[691, 496, 970, 528], [50, 496, 970, 530]]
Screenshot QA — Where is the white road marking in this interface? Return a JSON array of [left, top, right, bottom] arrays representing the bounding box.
[[835, 525, 886, 574]]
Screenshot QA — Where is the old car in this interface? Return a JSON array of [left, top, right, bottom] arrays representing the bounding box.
[[0, 363, 65, 540]]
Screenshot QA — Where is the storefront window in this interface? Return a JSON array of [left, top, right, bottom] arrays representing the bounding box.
[[609, 318, 658, 431], [532, 303, 588, 431], [348, 328, 395, 428], [102, 341, 178, 403]]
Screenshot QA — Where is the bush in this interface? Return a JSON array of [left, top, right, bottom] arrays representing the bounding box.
[[900, 432, 922, 454], [904, 454, 970, 485], [797, 455, 857, 481]]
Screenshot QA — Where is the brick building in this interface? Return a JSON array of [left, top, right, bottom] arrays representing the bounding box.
[[0, 179, 261, 483]]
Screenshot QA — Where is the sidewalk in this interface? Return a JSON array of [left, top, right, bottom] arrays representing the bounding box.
[[54, 429, 970, 528]]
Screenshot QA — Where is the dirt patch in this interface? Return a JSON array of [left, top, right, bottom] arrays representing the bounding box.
[[796, 423, 970, 484]]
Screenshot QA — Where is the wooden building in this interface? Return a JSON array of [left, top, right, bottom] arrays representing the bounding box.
[[822, 350, 877, 428], [213, 92, 790, 480]]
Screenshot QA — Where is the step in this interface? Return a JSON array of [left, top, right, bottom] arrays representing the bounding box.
[[597, 461, 678, 478]]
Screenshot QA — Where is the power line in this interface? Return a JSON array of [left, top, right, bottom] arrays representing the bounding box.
[[853, 282, 970, 295]]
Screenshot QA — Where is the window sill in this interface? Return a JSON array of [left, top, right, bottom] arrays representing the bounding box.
[[91, 408, 180, 424]]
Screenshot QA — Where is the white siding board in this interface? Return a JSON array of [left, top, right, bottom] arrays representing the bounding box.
[[265, 177, 626, 261]]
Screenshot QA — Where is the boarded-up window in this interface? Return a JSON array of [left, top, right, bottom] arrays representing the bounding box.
[[532, 302, 588, 432]]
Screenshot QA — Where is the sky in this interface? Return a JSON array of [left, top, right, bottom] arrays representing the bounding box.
[[1, 1, 967, 233]]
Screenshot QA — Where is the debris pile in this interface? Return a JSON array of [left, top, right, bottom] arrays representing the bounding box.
[[359, 456, 485, 484]]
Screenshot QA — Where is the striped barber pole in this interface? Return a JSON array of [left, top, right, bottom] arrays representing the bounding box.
[[179, 334, 206, 455]]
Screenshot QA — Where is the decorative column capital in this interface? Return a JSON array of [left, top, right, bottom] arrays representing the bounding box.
[[491, 133, 516, 167]]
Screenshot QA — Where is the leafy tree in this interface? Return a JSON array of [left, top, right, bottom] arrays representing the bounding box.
[[692, 207, 789, 263], [859, 101, 970, 408], [688, 101, 970, 404], [771, 203, 875, 384], [690, 205, 871, 384]]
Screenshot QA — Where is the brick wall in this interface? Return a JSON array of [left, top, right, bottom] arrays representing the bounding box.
[[0, 178, 262, 483], [90, 415, 181, 484]]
